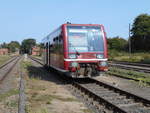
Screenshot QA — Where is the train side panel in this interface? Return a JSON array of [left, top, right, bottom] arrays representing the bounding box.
[[43, 26, 65, 70]]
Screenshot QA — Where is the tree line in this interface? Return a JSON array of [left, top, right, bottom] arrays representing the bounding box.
[[131, 14, 150, 51], [0, 41, 20, 53], [0, 39, 38, 54], [108, 13, 150, 52]]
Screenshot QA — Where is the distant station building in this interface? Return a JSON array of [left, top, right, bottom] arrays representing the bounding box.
[[0, 48, 8, 55], [32, 46, 40, 56]]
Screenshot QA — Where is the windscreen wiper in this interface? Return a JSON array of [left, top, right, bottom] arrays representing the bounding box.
[[69, 42, 80, 56]]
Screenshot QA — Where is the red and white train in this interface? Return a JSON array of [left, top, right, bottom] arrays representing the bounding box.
[[42, 23, 108, 77]]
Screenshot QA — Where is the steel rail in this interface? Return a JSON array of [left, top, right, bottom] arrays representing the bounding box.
[[109, 61, 150, 67], [73, 78, 150, 113], [73, 81, 127, 113], [0, 56, 18, 69], [109, 63, 150, 73], [28, 55, 43, 65], [107, 73, 150, 85], [0, 56, 21, 83]]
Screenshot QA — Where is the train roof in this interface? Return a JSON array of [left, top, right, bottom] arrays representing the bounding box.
[[62, 23, 103, 26], [42, 23, 104, 43]]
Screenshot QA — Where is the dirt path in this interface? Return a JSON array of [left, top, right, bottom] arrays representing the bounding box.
[[24, 57, 91, 113]]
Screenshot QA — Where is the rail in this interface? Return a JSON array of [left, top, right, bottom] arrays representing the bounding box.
[[0, 56, 21, 82], [73, 78, 150, 113], [109, 63, 150, 73]]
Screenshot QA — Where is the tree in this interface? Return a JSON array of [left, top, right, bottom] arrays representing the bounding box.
[[131, 14, 150, 51], [7, 41, 20, 52], [37, 43, 44, 49], [21, 38, 36, 54], [107, 36, 128, 51], [0, 42, 8, 48]]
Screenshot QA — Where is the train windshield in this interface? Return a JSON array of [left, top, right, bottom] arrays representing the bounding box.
[[67, 26, 104, 53]]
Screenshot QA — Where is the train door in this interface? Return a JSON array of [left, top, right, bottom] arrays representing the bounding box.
[[44, 44, 46, 65], [49, 41, 51, 66], [48, 42, 49, 66], [46, 42, 48, 65]]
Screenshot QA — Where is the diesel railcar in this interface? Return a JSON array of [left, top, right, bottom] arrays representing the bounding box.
[[42, 23, 108, 77]]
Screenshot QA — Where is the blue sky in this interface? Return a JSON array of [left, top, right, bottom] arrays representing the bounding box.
[[0, 0, 149, 44]]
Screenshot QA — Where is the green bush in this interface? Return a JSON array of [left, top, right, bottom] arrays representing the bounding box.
[[140, 54, 150, 63], [108, 50, 150, 63]]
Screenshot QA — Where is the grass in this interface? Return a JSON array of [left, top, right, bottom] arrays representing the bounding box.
[[39, 109, 49, 113], [81, 109, 92, 113], [25, 105, 49, 113], [21, 61, 32, 69], [108, 50, 150, 63], [22, 60, 50, 113], [21, 59, 45, 80], [0, 55, 11, 66], [6, 100, 18, 108], [28, 85, 46, 91], [26, 93, 78, 113], [22, 59, 85, 113], [108, 67, 150, 86], [30, 93, 77, 104], [0, 89, 19, 102], [22, 59, 78, 103]]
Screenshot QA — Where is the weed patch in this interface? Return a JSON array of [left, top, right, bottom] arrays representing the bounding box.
[[81, 109, 92, 113], [108, 67, 150, 86], [0, 89, 19, 101], [109, 51, 150, 63], [0, 55, 11, 66], [6, 100, 18, 108], [30, 94, 77, 104]]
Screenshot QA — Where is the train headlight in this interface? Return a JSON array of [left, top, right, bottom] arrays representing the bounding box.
[[69, 54, 76, 59], [99, 61, 107, 67], [97, 54, 104, 59], [70, 62, 78, 67]]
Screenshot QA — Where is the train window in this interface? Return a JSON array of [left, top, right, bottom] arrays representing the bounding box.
[[59, 38, 61, 42], [58, 35, 63, 44], [56, 37, 58, 40], [67, 26, 104, 53]]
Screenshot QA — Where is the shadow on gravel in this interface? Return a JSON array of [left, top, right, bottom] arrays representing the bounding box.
[[26, 66, 67, 85], [27, 65, 95, 85]]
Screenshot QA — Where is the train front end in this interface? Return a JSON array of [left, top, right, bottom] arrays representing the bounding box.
[[63, 24, 108, 77]]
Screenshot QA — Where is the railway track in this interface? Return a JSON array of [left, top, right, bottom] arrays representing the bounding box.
[[108, 61, 150, 84], [109, 61, 150, 73], [28, 55, 43, 65], [107, 73, 150, 85], [0, 55, 25, 112], [0, 55, 21, 83], [30, 56, 150, 113], [0, 56, 17, 69], [109, 61, 150, 67], [72, 78, 150, 113]]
